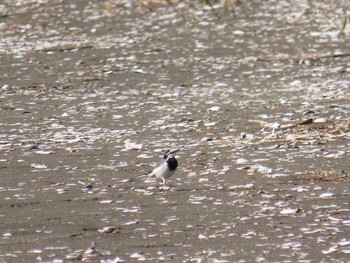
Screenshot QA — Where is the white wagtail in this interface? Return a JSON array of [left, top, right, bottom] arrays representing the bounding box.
[[148, 148, 180, 185]]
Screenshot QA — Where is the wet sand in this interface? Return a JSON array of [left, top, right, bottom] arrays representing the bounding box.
[[0, 0, 350, 262]]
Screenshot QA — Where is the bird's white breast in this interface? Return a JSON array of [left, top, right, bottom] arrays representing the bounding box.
[[151, 162, 175, 180]]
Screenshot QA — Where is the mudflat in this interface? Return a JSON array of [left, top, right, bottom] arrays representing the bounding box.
[[0, 0, 349, 262]]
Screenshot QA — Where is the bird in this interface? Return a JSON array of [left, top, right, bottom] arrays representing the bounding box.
[[148, 148, 180, 185]]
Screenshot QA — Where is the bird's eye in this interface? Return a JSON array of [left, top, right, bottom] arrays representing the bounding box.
[[163, 150, 170, 159]]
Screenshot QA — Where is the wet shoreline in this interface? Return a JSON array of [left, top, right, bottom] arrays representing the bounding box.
[[0, 0, 349, 262]]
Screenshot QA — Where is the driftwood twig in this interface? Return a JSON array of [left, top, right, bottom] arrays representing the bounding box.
[[277, 119, 314, 130], [257, 53, 350, 62]]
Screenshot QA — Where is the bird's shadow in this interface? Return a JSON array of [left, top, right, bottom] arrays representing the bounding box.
[[115, 182, 216, 193]]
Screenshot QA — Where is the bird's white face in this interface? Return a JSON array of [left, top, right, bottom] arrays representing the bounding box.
[[164, 148, 180, 159]]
